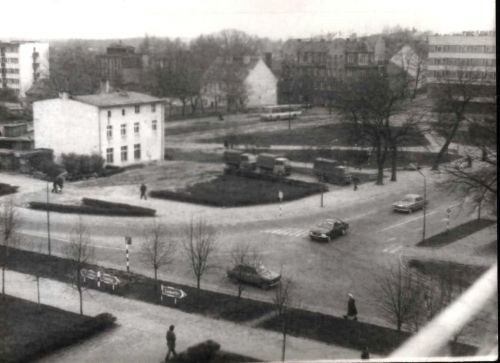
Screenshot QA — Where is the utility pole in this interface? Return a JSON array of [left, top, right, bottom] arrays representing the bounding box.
[[416, 168, 427, 243], [46, 182, 51, 255]]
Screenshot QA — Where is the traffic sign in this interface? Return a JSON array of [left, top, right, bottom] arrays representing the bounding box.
[[161, 285, 187, 304], [125, 236, 132, 245], [80, 269, 120, 290]]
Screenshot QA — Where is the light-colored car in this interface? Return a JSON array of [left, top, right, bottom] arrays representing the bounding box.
[[227, 263, 281, 290], [392, 194, 427, 213]]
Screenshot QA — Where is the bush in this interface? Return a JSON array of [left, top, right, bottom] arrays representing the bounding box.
[[29, 201, 156, 217], [61, 153, 104, 178], [82, 198, 156, 216], [175, 340, 221, 363], [33, 158, 65, 179], [0, 183, 18, 196]]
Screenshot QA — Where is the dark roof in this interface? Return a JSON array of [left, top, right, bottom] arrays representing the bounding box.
[[203, 56, 262, 83], [73, 91, 162, 108]]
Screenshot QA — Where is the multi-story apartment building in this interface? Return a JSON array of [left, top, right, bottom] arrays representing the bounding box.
[[33, 90, 164, 166], [279, 36, 386, 105], [97, 43, 148, 87], [0, 41, 49, 97], [426, 31, 496, 100]]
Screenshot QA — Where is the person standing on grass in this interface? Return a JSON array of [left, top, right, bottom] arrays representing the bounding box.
[[343, 293, 358, 320], [165, 325, 177, 361], [353, 176, 359, 191], [140, 183, 147, 200], [361, 346, 370, 360]]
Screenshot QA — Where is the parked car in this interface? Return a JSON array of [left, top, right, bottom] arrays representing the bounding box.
[[309, 218, 349, 242], [227, 263, 281, 290], [392, 194, 427, 213]]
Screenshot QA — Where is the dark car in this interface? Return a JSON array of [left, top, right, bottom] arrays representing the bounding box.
[[227, 263, 281, 290], [309, 218, 349, 242]]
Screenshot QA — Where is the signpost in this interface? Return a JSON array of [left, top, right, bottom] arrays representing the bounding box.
[[278, 190, 283, 217], [81, 269, 120, 291], [161, 285, 187, 305], [125, 236, 132, 272]]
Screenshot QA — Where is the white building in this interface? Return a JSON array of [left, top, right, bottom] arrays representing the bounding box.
[[201, 55, 277, 111], [0, 41, 50, 97], [33, 91, 164, 166]]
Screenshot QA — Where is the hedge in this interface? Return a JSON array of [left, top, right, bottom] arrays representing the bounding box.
[[82, 198, 156, 216], [29, 200, 156, 217], [0, 183, 18, 196]]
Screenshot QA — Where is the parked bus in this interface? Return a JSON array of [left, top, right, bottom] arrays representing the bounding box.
[[259, 105, 303, 121]]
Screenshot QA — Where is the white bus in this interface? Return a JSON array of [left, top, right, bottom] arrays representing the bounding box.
[[259, 105, 303, 121]]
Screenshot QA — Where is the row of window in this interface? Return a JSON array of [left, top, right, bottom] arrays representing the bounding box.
[[346, 53, 374, 66], [429, 44, 496, 53], [0, 78, 20, 84], [106, 120, 158, 138], [429, 70, 496, 80], [106, 144, 141, 163], [106, 103, 156, 118], [2, 68, 19, 74], [296, 51, 328, 65], [0, 58, 19, 64], [428, 58, 496, 67]]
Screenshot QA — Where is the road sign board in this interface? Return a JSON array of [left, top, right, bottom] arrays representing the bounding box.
[[80, 269, 120, 289], [161, 285, 187, 302], [81, 268, 97, 281], [278, 190, 283, 201], [125, 236, 132, 245]]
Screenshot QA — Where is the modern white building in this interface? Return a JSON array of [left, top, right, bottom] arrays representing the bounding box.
[[201, 55, 278, 111], [0, 41, 50, 97], [33, 91, 164, 166]]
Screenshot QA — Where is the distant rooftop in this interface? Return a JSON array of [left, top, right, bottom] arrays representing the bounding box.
[[73, 91, 162, 108]]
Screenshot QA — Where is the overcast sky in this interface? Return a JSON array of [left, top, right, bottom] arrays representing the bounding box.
[[2, 0, 496, 40]]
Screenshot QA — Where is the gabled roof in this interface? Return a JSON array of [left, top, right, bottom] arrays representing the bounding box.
[[73, 91, 162, 108], [203, 56, 262, 83]]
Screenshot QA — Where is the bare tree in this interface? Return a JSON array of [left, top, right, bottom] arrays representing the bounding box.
[[64, 216, 94, 315], [229, 244, 260, 299], [430, 66, 494, 170], [273, 277, 293, 362], [373, 263, 422, 331], [0, 199, 19, 299], [140, 220, 176, 292], [183, 218, 217, 290]]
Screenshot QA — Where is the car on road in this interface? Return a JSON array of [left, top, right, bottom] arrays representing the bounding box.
[[392, 194, 427, 213], [309, 218, 349, 242], [227, 263, 281, 290]]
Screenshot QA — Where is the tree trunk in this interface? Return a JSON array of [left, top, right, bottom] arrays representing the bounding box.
[[79, 288, 83, 315], [432, 114, 462, 170], [281, 319, 287, 361], [390, 146, 398, 182], [2, 266, 5, 297], [37, 275, 41, 307], [375, 144, 386, 185], [397, 320, 402, 331], [196, 276, 201, 290]]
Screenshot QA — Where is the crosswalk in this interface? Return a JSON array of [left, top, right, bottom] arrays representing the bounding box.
[[262, 228, 309, 238]]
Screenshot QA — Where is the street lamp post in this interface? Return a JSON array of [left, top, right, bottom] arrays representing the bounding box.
[[416, 167, 427, 243], [46, 182, 52, 256]]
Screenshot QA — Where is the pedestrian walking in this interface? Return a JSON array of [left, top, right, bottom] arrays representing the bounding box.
[[361, 346, 370, 360], [343, 293, 358, 321], [140, 183, 147, 200], [223, 139, 229, 149], [52, 180, 58, 193], [353, 177, 359, 191], [165, 325, 177, 361]]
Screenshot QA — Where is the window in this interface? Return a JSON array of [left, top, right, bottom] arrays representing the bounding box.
[[121, 146, 128, 162], [106, 148, 114, 163], [134, 122, 140, 134], [106, 125, 113, 139], [107, 110, 112, 118], [121, 124, 126, 137], [122, 109, 126, 116], [134, 144, 141, 160], [134, 105, 140, 113], [152, 120, 157, 131], [151, 103, 156, 112]]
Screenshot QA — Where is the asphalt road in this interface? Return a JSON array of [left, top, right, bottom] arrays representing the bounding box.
[[13, 171, 471, 329]]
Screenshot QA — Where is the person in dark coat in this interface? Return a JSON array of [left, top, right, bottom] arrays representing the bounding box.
[[165, 325, 177, 361], [343, 293, 358, 320], [140, 183, 147, 200], [353, 176, 359, 191], [361, 346, 370, 360]]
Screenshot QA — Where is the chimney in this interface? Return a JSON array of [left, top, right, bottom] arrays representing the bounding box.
[[264, 52, 272, 69]]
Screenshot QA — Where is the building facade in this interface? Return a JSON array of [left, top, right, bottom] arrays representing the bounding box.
[[33, 91, 164, 166], [278, 36, 386, 105], [97, 44, 148, 87], [426, 31, 496, 100], [0, 41, 49, 97], [201, 56, 277, 111]]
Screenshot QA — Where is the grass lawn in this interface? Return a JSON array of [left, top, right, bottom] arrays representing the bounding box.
[[201, 123, 429, 147], [150, 174, 325, 207], [0, 295, 115, 363], [417, 219, 496, 248]]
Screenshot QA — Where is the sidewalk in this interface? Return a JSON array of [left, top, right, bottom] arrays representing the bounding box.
[[3, 270, 360, 363]]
